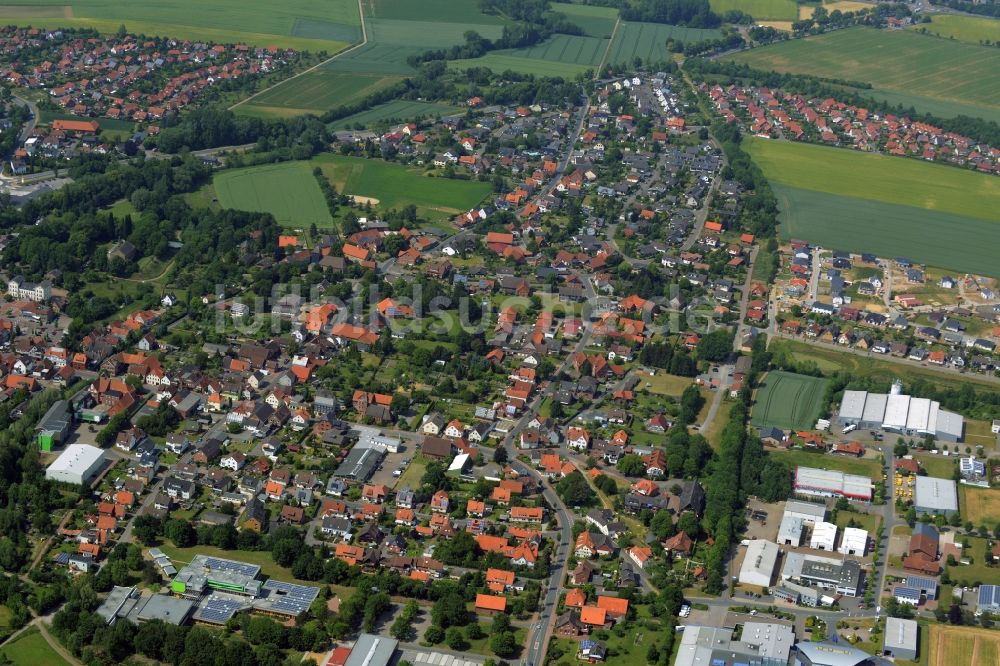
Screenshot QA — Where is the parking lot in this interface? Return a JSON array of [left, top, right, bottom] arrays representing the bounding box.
[[744, 498, 785, 542]]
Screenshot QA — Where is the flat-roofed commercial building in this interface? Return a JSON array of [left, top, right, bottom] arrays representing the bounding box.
[[739, 539, 780, 588], [809, 521, 838, 551], [781, 552, 863, 597], [884, 617, 918, 661], [45, 443, 105, 486], [344, 634, 399, 666], [675, 623, 794, 666], [914, 476, 958, 516], [838, 527, 868, 556], [837, 387, 963, 442], [794, 466, 872, 502]]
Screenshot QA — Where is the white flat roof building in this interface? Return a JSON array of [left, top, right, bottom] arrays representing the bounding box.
[[809, 521, 838, 551], [739, 539, 780, 588], [795, 466, 872, 502], [783, 500, 827, 522], [838, 389, 963, 441], [914, 476, 959, 516], [839, 527, 868, 556], [45, 444, 105, 486], [778, 513, 805, 546], [884, 617, 919, 661]]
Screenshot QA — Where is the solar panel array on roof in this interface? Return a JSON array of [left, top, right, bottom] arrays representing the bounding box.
[[904, 575, 937, 599], [254, 579, 321, 616], [202, 556, 260, 577], [193, 594, 246, 624], [894, 587, 920, 602]]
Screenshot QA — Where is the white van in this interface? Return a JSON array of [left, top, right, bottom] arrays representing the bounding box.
[[843, 423, 858, 434]]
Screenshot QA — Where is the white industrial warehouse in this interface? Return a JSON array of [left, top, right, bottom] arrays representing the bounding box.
[[45, 444, 105, 486], [739, 539, 780, 588], [794, 466, 873, 502], [837, 381, 964, 442]]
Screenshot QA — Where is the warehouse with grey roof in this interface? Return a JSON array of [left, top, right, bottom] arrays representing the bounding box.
[[837, 381, 964, 442]]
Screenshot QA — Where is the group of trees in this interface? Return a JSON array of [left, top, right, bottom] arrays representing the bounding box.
[[620, 0, 721, 27], [0, 389, 80, 575], [638, 341, 697, 377]]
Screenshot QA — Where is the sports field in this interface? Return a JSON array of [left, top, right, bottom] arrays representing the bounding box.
[[608, 22, 722, 65], [0, 0, 361, 52], [750, 370, 828, 430], [312, 154, 491, 221], [236, 70, 403, 118], [214, 162, 333, 227], [911, 14, 1000, 46], [551, 2, 618, 37], [330, 100, 461, 130], [960, 486, 1000, 529], [928, 624, 1000, 666], [709, 0, 798, 21], [725, 27, 1000, 121]]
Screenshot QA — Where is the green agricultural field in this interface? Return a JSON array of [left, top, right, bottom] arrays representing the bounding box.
[[370, 0, 508, 25], [0, 0, 361, 52], [0, 627, 67, 666], [709, 0, 799, 21], [750, 370, 829, 430], [329, 15, 505, 77], [449, 52, 594, 77], [771, 184, 1000, 278], [330, 100, 461, 129], [236, 70, 403, 118], [608, 21, 722, 65], [744, 138, 1000, 276], [725, 27, 1000, 121], [551, 2, 618, 37], [746, 138, 1000, 221], [213, 162, 333, 227], [853, 88, 1000, 126], [450, 33, 607, 75], [313, 153, 491, 221], [768, 339, 1000, 394], [911, 14, 1000, 46]]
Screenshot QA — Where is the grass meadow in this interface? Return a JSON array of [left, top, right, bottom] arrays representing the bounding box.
[[551, 2, 618, 37], [750, 370, 828, 430], [312, 154, 491, 221], [0, 627, 66, 666], [330, 100, 461, 129], [928, 624, 1000, 666], [769, 449, 881, 478], [768, 339, 1000, 394], [725, 27, 1000, 121], [911, 14, 1000, 46], [213, 161, 333, 227], [960, 485, 1000, 529], [709, 0, 799, 20], [0, 0, 361, 52]]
